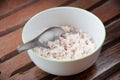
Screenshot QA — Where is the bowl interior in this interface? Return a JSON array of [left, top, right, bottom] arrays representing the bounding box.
[[22, 7, 106, 61]]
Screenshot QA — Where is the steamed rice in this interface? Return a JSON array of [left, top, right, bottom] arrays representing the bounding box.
[[33, 26, 95, 60]]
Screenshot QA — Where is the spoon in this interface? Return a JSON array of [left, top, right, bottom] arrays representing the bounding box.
[[17, 27, 65, 53]]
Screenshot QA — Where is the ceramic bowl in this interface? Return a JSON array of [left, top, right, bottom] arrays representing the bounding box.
[[22, 7, 106, 76]]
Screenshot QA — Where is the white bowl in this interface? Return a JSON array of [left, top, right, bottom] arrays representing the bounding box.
[[22, 7, 106, 76]]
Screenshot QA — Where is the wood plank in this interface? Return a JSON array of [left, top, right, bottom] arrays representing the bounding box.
[[0, 28, 22, 62], [52, 42, 120, 80], [92, 0, 120, 23], [0, 52, 32, 80], [105, 18, 120, 45], [101, 18, 120, 52], [69, 0, 101, 9], [106, 70, 120, 80], [0, 0, 38, 19], [69, 0, 120, 23], [9, 67, 48, 80], [0, 0, 69, 35]]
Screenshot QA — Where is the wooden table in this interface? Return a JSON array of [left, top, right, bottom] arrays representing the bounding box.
[[0, 0, 120, 80]]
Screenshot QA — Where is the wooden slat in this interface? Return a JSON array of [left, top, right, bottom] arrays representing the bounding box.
[[106, 70, 120, 80], [9, 67, 48, 80], [0, 52, 32, 80], [0, 28, 22, 62], [105, 18, 120, 45], [69, 0, 101, 9], [92, 0, 120, 23], [0, 0, 38, 19], [0, 0, 69, 35], [52, 42, 120, 80], [69, 0, 120, 23]]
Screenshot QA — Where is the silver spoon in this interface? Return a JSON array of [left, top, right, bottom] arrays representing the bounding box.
[[17, 27, 65, 53]]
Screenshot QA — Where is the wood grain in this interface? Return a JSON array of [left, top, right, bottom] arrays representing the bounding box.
[[0, 28, 23, 62], [92, 0, 120, 23], [105, 18, 120, 45], [0, 52, 32, 80], [0, 0, 39, 19], [69, 0, 120, 23], [9, 67, 48, 80], [106, 70, 120, 80], [69, 0, 101, 9], [101, 18, 120, 52]]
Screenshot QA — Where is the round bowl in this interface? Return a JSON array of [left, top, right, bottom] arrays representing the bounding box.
[[22, 7, 106, 76]]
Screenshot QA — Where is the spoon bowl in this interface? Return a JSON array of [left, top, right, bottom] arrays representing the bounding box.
[[17, 27, 64, 53]]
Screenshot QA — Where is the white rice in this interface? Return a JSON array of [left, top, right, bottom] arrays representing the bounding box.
[[33, 26, 95, 60]]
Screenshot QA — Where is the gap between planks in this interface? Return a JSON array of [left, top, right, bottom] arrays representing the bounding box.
[[105, 69, 120, 80]]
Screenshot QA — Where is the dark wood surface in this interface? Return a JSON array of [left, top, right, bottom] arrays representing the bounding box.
[[0, 0, 120, 80]]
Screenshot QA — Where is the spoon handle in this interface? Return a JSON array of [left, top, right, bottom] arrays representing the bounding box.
[[17, 42, 37, 53]]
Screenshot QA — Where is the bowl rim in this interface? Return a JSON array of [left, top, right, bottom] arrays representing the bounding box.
[[22, 6, 106, 62]]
